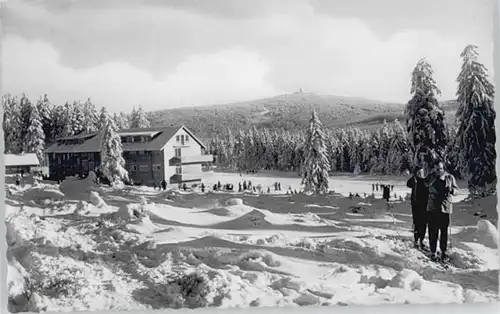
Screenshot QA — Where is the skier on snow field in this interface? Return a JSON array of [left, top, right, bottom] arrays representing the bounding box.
[[406, 166, 429, 250], [425, 161, 458, 262]]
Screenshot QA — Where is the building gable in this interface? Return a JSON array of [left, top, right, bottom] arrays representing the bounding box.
[[162, 126, 207, 151]]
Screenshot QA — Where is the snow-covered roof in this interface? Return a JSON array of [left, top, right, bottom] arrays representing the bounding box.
[[45, 126, 207, 153], [118, 131, 161, 137], [4, 153, 40, 167]]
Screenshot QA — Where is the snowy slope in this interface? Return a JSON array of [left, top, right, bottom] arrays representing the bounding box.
[[5, 173, 498, 312]]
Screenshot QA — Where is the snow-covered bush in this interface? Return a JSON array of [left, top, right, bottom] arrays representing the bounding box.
[[74, 201, 90, 215], [164, 272, 211, 309], [89, 191, 106, 208]]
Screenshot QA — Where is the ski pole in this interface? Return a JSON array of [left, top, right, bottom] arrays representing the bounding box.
[[449, 204, 452, 251]]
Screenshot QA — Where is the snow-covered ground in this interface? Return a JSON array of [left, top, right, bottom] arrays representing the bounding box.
[[5, 172, 498, 312]]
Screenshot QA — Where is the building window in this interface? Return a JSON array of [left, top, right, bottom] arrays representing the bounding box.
[[139, 165, 149, 172], [138, 151, 144, 155], [175, 166, 182, 174], [153, 164, 161, 171], [185, 135, 189, 142], [129, 151, 136, 155], [176, 135, 180, 142], [130, 165, 138, 172], [175, 148, 181, 158]]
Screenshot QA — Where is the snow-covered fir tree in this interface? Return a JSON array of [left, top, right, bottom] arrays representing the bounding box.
[[61, 102, 76, 137], [72, 101, 85, 135], [301, 110, 330, 194], [405, 58, 447, 169], [82, 97, 99, 133], [36, 94, 54, 144], [3, 94, 23, 153], [130, 106, 151, 128], [19, 93, 33, 149], [50, 104, 66, 141], [456, 44, 496, 196], [99, 108, 129, 186], [97, 106, 108, 131], [26, 103, 46, 163], [113, 112, 130, 130]]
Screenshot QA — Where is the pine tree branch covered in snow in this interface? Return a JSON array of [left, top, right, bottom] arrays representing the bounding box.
[[405, 58, 448, 169], [99, 109, 129, 185], [455, 45, 496, 196], [301, 110, 330, 194]]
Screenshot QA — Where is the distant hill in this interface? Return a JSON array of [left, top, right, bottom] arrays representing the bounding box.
[[149, 93, 460, 137]]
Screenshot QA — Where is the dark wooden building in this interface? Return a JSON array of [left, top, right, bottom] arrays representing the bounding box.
[[44, 126, 213, 185]]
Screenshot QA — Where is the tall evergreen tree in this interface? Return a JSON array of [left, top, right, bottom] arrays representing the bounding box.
[[405, 58, 447, 169], [61, 102, 76, 137], [3, 94, 23, 153], [36, 94, 54, 144], [82, 97, 99, 133], [456, 44, 496, 196], [97, 106, 108, 131], [130, 105, 151, 128], [72, 101, 85, 135], [50, 104, 66, 141], [100, 108, 129, 185], [301, 110, 330, 194], [26, 103, 46, 163], [114, 111, 130, 130], [19, 93, 33, 151]]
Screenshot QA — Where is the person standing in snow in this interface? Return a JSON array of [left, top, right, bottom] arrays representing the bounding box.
[[15, 173, 21, 186], [426, 161, 458, 262], [407, 166, 429, 250], [161, 180, 167, 191]]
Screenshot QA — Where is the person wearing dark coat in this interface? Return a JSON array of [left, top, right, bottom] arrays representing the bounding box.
[[161, 180, 167, 190], [407, 167, 429, 249], [426, 162, 458, 262], [382, 185, 390, 201]]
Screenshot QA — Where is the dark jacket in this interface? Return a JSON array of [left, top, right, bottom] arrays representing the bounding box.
[[406, 176, 429, 210], [426, 172, 458, 214]]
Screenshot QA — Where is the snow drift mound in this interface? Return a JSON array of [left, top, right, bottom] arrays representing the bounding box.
[[212, 209, 273, 230], [22, 185, 64, 204], [455, 219, 499, 249], [59, 174, 100, 201], [476, 220, 499, 249]]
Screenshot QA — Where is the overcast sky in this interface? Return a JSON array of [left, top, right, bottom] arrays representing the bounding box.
[[0, 0, 495, 112]]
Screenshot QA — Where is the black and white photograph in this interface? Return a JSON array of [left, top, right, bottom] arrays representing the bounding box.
[[2, 0, 498, 312]]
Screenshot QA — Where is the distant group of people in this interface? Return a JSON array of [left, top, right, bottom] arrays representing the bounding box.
[[407, 161, 458, 262]]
